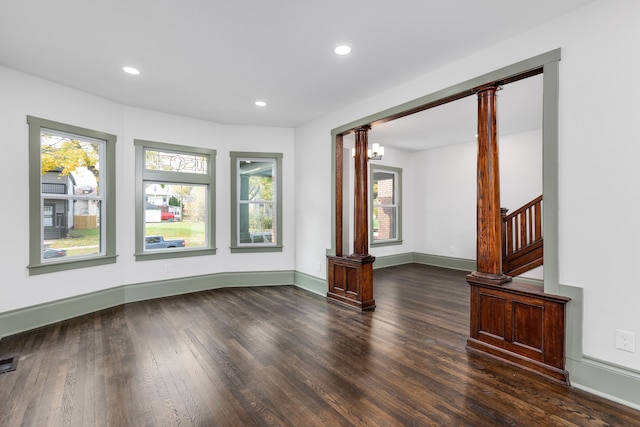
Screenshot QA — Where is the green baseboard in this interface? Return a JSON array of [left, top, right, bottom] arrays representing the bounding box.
[[0, 286, 124, 340], [372, 253, 415, 268], [293, 271, 326, 296], [567, 356, 640, 410], [0, 270, 294, 340], [124, 270, 294, 303], [411, 252, 476, 271], [373, 251, 476, 272]]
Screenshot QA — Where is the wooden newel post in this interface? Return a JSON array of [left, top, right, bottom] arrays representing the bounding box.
[[327, 125, 376, 311], [467, 84, 510, 285], [500, 207, 509, 260]]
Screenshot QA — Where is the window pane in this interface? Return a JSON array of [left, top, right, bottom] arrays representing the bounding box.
[[374, 206, 397, 241], [239, 160, 274, 202], [372, 167, 401, 244], [230, 152, 282, 252], [373, 172, 395, 205], [143, 183, 207, 250], [43, 201, 102, 260], [239, 202, 275, 244], [145, 149, 208, 174], [41, 130, 101, 195], [40, 130, 104, 261], [43, 205, 53, 227]]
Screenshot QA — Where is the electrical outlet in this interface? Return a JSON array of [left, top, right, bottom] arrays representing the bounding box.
[[616, 330, 635, 353]]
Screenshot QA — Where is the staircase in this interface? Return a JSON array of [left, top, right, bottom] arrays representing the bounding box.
[[502, 195, 543, 277]]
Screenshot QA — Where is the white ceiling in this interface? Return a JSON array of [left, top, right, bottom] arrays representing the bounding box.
[[1, 1, 593, 132], [355, 74, 543, 152]]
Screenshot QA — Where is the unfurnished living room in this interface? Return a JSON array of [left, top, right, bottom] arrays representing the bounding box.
[[1, 1, 640, 426]]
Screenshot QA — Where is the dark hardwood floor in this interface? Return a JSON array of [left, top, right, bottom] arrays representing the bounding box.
[[1, 264, 639, 426]]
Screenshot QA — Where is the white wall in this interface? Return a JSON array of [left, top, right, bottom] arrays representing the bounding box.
[[293, 122, 334, 277], [412, 140, 477, 259], [0, 67, 295, 313], [294, 0, 640, 374], [0, 66, 125, 313], [407, 129, 542, 264]]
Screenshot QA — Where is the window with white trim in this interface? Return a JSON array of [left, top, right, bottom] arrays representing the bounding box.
[[27, 116, 117, 275], [134, 140, 216, 260]]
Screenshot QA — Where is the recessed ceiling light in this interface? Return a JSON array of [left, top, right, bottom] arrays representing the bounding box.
[[255, 101, 267, 107], [334, 45, 351, 55], [122, 66, 140, 75]]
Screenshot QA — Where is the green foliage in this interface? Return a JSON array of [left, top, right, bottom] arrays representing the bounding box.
[[41, 136, 99, 178], [248, 176, 273, 201], [169, 195, 181, 207], [247, 176, 274, 232]]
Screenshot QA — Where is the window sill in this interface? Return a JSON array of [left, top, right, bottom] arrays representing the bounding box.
[[28, 255, 118, 276], [230, 245, 283, 254], [135, 248, 217, 261], [371, 239, 403, 248]]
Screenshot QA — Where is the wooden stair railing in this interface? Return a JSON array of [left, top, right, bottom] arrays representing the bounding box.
[[502, 195, 543, 277]]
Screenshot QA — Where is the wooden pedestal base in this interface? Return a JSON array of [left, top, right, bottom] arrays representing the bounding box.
[[327, 255, 376, 311], [467, 278, 571, 385]]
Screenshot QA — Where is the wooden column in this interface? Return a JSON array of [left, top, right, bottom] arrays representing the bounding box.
[[327, 126, 376, 311], [351, 126, 372, 259], [466, 83, 569, 385], [467, 84, 510, 286]]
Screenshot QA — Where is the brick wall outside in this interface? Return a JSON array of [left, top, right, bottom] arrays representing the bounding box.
[[375, 178, 395, 240]]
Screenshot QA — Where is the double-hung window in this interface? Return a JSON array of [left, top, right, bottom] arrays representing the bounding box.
[[27, 116, 117, 275], [370, 165, 402, 246], [230, 152, 283, 253], [134, 140, 216, 260]]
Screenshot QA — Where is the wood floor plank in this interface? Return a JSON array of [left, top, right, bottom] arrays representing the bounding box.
[[1, 263, 639, 426]]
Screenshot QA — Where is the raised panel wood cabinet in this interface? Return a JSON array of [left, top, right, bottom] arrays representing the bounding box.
[[467, 280, 570, 384]]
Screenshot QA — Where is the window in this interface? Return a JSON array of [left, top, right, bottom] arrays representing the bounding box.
[[230, 152, 283, 253], [370, 165, 402, 246], [134, 140, 216, 260], [27, 116, 117, 275]]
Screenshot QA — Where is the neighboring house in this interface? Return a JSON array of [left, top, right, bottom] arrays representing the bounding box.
[[42, 170, 75, 239], [145, 183, 180, 221], [73, 185, 99, 230], [144, 201, 162, 223], [168, 204, 182, 221], [145, 183, 169, 207], [73, 185, 98, 216]]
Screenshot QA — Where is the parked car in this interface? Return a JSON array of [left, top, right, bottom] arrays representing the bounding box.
[[145, 235, 185, 249], [161, 211, 175, 221], [43, 248, 67, 258]]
